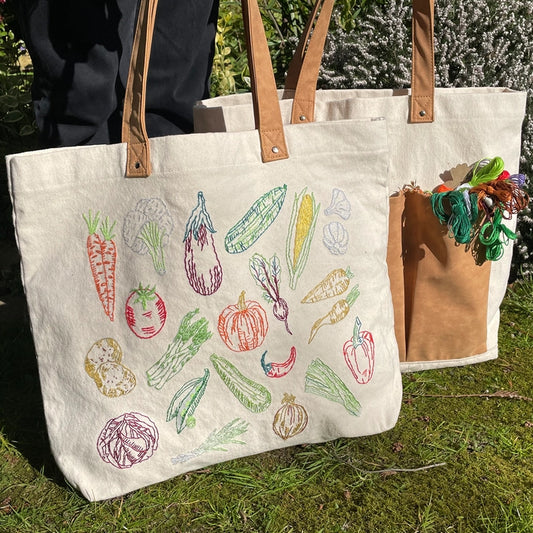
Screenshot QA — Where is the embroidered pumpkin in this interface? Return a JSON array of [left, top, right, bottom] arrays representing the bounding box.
[[272, 393, 309, 440], [218, 290, 269, 352]]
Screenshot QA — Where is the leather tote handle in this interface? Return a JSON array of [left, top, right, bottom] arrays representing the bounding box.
[[282, 0, 435, 124], [122, 0, 288, 177]]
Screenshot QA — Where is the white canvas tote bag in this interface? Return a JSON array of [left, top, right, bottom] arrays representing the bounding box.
[[194, 0, 528, 372], [6, 0, 401, 501]]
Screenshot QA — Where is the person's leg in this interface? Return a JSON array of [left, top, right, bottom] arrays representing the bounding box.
[[17, 0, 219, 147]]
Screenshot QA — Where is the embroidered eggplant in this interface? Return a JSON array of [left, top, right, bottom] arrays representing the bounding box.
[[272, 393, 309, 440], [261, 346, 297, 378], [166, 368, 210, 433], [343, 317, 375, 385], [210, 353, 271, 413], [183, 192, 223, 295]]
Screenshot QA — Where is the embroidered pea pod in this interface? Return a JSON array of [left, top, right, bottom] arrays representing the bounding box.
[[261, 346, 297, 378], [343, 317, 375, 385], [166, 368, 210, 434]]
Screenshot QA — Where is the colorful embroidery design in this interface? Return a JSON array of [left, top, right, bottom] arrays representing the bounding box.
[[146, 309, 212, 389], [324, 188, 351, 220], [85, 338, 136, 397], [97, 412, 159, 469], [249, 253, 291, 334], [83, 211, 117, 321], [322, 221, 349, 255], [167, 369, 210, 434], [308, 285, 360, 343], [286, 188, 320, 290], [171, 418, 249, 464], [224, 185, 287, 254], [305, 358, 361, 416], [210, 353, 272, 413], [301, 267, 354, 303], [125, 283, 167, 339], [260, 347, 297, 378], [343, 317, 376, 385], [183, 192, 223, 295], [218, 291, 269, 352], [272, 393, 309, 440], [122, 198, 174, 275]]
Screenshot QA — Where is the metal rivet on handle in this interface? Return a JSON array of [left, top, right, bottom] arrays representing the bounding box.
[[299, 115, 307, 122], [272, 146, 279, 154], [134, 161, 141, 169], [419, 110, 427, 117]]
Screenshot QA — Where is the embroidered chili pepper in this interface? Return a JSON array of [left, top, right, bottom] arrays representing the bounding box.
[[260, 346, 297, 378], [343, 317, 375, 385]]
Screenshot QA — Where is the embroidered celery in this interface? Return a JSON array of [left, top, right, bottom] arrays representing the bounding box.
[[305, 358, 361, 416]]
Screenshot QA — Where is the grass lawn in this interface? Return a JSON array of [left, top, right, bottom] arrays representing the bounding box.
[[1, 251, 532, 533]]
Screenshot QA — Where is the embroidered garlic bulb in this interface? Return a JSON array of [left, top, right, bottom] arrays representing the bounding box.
[[323, 221, 349, 255], [272, 393, 309, 440], [324, 188, 351, 220]]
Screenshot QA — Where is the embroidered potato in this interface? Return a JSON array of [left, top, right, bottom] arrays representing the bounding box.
[[84, 337, 123, 378]]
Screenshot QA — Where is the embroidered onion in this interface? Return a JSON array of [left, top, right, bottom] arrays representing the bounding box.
[[97, 412, 159, 469], [272, 393, 309, 440]]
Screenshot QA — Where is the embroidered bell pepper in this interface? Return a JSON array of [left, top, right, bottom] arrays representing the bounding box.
[[343, 317, 375, 385]]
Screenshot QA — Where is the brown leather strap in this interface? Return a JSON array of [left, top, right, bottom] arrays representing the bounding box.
[[280, 0, 435, 124], [410, 0, 435, 123], [241, 0, 289, 161], [122, 0, 158, 177]]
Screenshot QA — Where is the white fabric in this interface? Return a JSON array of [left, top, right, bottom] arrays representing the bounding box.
[[8, 117, 401, 500], [195, 87, 527, 371]]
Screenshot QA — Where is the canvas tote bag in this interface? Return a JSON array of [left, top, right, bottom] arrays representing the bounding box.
[[194, 0, 528, 372], [6, 0, 402, 501]]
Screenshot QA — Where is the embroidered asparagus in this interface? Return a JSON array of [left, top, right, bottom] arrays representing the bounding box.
[[286, 188, 320, 290], [146, 309, 212, 389], [305, 358, 361, 416], [249, 253, 292, 334], [171, 418, 249, 464], [308, 285, 360, 343]]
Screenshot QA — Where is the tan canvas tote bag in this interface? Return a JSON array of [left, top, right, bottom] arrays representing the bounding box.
[[194, 0, 528, 372], [6, 0, 402, 500]]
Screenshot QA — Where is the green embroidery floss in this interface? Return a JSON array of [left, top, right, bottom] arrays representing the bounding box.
[[430, 190, 478, 244], [479, 210, 517, 262], [468, 157, 505, 187]]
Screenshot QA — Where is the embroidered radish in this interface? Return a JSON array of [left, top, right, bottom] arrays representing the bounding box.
[[83, 211, 117, 321], [218, 290, 269, 352], [183, 192, 223, 295], [125, 283, 167, 339], [343, 317, 375, 385]]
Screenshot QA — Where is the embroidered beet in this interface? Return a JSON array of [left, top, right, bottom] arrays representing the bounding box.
[[183, 192, 223, 296]]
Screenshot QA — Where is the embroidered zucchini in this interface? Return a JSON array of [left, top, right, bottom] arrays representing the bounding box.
[[286, 188, 320, 290], [210, 353, 271, 413], [166, 368, 210, 434], [224, 185, 287, 254]]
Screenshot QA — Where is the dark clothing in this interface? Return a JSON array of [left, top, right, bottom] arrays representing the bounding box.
[[16, 0, 219, 147]]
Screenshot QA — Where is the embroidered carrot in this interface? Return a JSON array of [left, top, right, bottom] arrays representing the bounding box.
[[301, 267, 354, 303], [260, 346, 297, 378], [308, 285, 360, 343], [286, 188, 320, 290], [83, 211, 117, 321]]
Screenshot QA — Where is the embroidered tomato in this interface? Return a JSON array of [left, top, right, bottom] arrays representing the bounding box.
[[125, 284, 167, 339]]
